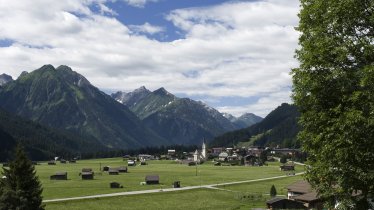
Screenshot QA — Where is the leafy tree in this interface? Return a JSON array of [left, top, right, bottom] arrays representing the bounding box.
[[270, 185, 277, 197], [0, 144, 44, 210], [292, 0, 374, 208]]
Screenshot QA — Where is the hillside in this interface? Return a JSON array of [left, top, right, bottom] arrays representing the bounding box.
[[113, 87, 237, 145], [0, 65, 167, 149], [0, 108, 104, 161], [209, 103, 300, 148]]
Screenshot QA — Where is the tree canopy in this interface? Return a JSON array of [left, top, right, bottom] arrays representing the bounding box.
[[292, 0, 374, 208], [0, 145, 44, 210]]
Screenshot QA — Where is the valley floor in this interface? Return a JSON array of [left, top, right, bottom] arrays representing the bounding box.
[[16, 158, 304, 209]]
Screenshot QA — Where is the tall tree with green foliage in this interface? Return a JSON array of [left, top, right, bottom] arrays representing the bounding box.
[[292, 0, 374, 209], [270, 185, 277, 197], [0, 144, 44, 210]]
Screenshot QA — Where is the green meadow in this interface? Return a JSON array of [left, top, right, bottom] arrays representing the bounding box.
[[45, 175, 303, 210], [4, 158, 304, 209]]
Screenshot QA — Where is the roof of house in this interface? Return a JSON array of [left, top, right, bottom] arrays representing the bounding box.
[[294, 191, 320, 202], [81, 172, 93, 175], [287, 180, 312, 193]]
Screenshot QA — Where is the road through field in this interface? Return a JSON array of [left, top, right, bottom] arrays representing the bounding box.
[[44, 172, 304, 203]]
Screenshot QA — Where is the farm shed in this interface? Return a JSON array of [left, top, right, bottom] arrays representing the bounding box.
[[118, 166, 128, 173], [145, 175, 159, 184], [280, 164, 295, 171], [82, 172, 94, 180], [50, 172, 67, 180], [109, 168, 119, 175]]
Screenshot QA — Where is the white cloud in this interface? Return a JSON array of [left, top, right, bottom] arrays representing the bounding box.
[[121, 0, 159, 8], [0, 0, 300, 117], [129, 22, 164, 35]]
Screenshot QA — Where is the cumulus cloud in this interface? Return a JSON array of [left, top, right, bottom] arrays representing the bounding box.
[[0, 0, 300, 116], [129, 22, 165, 35], [121, 0, 159, 8]]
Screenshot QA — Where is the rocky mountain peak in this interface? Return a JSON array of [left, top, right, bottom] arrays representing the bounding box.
[[0, 74, 13, 86]]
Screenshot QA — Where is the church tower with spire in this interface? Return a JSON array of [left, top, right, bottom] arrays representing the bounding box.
[[202, 139, 206, 160]]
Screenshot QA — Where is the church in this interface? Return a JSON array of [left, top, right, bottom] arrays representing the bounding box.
[[193, 140, 207, 162]]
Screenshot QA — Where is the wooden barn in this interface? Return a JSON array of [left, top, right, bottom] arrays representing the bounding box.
[[103, 166, 110, 172], [109, 168, 119, 175], [60, 159, 66, 164], [69, 160, 76, 163], [145, 175, 159, 184], [50, 172, 68, 180], [118, 166, 128, 173], [82, 172, 94, 180], [280, 164, 295, 171]]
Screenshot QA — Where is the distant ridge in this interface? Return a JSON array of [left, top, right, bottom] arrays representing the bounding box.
[[209, 103, 300, 148]]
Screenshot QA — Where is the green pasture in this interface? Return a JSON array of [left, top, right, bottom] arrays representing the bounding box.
[[32, 158, 303, 199], [45, 175, 303, 210]]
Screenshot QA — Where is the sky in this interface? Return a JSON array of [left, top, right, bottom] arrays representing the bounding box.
[[0, 0, 300, 117]]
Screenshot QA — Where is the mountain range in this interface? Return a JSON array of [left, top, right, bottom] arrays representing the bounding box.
[[209, 103, 300, 148], [0, 65, 166, 149], [0, 64, 298, 160], [112, 87, 244, 145]]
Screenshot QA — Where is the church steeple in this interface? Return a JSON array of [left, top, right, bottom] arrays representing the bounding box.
[[202, 139, 206, 159]]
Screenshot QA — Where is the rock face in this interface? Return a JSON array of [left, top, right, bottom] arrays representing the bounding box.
[[113, 86, 237, 145], [0, 65, 167, 149], [0, 73, 13, 86]]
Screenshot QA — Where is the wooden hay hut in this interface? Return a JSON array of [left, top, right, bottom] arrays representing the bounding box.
[[140, 161, 147, 165], [118, 166, 128, 173], [48, 160, 56, 165], [109, 168, 119, 175], [103, 166, 110, 172], [82, 172, 94, 180], [145, 175, 159, 184], [60, 159, 67, 164], [280, 164, 295, 171], [69, 160, 76, 163], [110, 182, 123, 188], [50, 172, 68, 180]]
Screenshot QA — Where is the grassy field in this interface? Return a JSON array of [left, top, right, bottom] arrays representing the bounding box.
[[45, 176, 303, 210], [33, 158, 303, 199], [1, 157, 305, 209]]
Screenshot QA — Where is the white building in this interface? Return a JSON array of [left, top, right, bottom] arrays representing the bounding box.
[[193, 140, 207, 162]]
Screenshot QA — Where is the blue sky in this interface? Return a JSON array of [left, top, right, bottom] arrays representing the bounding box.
[[0, 0, 299, 117]]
